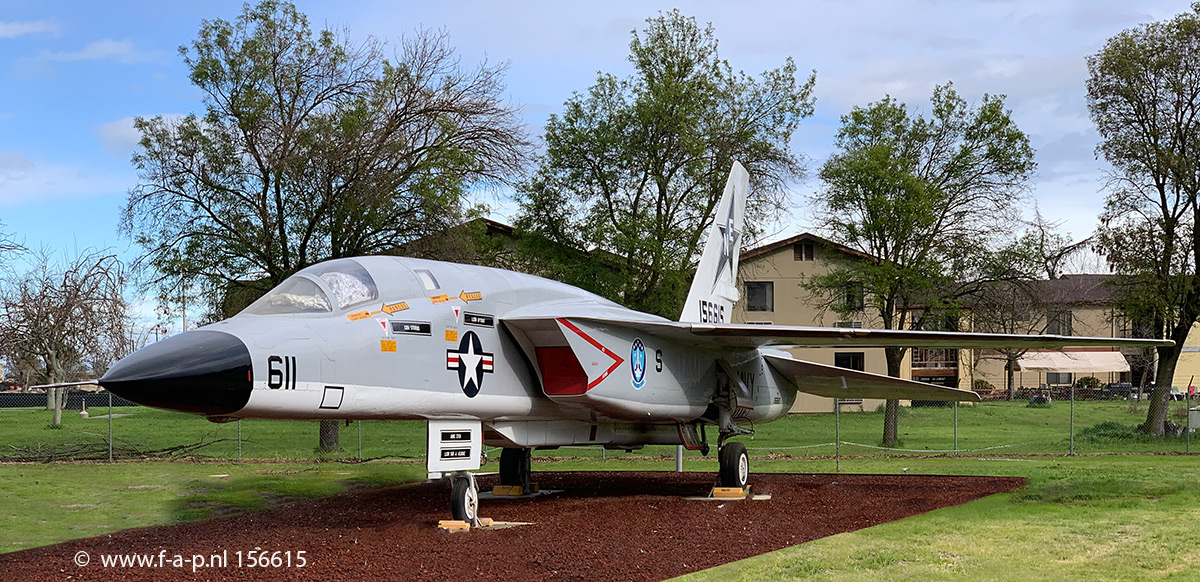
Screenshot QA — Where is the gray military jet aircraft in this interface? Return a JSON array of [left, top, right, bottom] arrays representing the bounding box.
[[100, 162, 1169, 524]]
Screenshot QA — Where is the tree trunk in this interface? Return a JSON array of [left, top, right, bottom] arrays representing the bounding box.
[[52, 388, 65, 427], [1142, 344, 1179, 436], [1006, 357, 1016, 401], [45, 386, 55, 410], [882, 347, 904, 447], [318, 420, 340, 453], [882, 399, 900, 447]]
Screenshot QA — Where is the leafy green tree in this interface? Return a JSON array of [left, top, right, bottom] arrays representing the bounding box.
[[122, 0, 528, 451], [514, 10, 815, 317], [1087, 3, 1200, 435], [807, 83, 1035, 446], [123, 0, 529, 317]]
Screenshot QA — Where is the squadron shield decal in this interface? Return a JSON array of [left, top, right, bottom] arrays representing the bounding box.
[[630, 338, 647, 389], [446, 330, 494, 398]]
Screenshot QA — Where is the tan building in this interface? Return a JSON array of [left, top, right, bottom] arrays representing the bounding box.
[[733, 233, 1199, 411], [733, 233, 903, 412], [966, 275, 1141, 397]]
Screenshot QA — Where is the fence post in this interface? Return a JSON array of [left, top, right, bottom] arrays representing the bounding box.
[[1069, 384, 1075, 456], [108, 391, 113, 462], [834, 398, 841, 473], [357, 421, 362, 462], [676, 444, 683, 472], [237, 419, 242, 460]]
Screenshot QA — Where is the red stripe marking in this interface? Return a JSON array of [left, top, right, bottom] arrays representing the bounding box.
[[556, 318, 625, 390]]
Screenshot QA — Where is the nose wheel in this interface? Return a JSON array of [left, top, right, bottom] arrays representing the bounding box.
[[718, 441, 749, 489], [449, 472, 479, 525]]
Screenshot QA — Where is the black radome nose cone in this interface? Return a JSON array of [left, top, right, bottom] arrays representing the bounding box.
[[100, 330, 252, 415]]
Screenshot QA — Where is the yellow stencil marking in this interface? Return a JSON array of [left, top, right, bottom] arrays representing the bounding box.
[[380, 340, 397, 352], [430, 294, 449, 304], [347, 311, 371, 321], [459, 291, 483, 302], [382, 301, 409, 314], [445, 330, 458, 342]]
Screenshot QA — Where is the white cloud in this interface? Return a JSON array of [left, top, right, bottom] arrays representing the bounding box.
[[0, 151, 131, 207], [96, 117, 141, 156], [0, 20, 58, 39], [0, 151, 35, 172], [39, 39, 168, 65], [96, 114, 185, 157]]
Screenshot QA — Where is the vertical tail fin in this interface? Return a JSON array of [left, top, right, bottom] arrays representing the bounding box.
[[680, 161, 748, 323]]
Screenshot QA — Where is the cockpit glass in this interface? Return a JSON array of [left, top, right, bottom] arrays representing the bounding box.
[[243, 276, 332, 315], [308, 260, 378, 309]]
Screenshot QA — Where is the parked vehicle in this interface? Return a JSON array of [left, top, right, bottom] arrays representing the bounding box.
[[1101, 382, 1134, 400]]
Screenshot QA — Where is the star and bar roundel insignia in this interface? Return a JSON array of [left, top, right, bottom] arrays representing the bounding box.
[[446, 330, 494, 398]]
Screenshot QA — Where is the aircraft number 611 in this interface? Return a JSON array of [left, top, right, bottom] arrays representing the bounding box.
[[267, 355, 298, 390]]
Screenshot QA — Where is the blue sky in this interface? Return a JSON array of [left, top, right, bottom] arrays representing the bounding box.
[[0, 0, 1193, 271]]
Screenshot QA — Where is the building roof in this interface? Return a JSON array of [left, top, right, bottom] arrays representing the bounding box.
[[739, 232, 874, 262], [1030, 274, 1114, 305]]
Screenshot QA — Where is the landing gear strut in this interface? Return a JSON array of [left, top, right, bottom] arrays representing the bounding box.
[[499, 447, 533, 493], [449, 472, 479, 525], [711, 362, 752, 490]]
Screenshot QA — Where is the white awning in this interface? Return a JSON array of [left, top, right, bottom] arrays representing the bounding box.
[[1016, 351, 1130, 373]]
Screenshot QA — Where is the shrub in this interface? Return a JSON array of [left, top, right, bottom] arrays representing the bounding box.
[[1077, 421, 1140, 442], [1075, 376, 1102, 389], [973, 379, 997, 392]]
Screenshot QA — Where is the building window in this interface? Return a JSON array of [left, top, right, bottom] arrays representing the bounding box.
[[746, 281, 774, 312], [842, 281, 864, 311], [1046, 372, 1073, 385], [834, 321, 864, 328], [834, 352, 865, 371], [1046, 310, 1072, 336], [793, 242, 815, 261]]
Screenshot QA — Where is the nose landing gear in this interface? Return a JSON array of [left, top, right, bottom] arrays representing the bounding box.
[[449, 472, 479, 525]]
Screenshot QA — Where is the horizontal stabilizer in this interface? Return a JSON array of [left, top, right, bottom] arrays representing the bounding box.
[[764, 354, 980, 402]]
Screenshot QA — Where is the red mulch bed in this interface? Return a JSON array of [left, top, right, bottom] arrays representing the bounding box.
[[1, 471, 1024, 581]]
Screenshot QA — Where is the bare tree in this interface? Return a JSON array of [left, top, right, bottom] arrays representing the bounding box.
[[0, 251, 130, 426], [971, 215, 1094, 398]]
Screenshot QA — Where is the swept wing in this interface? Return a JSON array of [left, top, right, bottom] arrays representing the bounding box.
[[502, 313, 1173, 350]]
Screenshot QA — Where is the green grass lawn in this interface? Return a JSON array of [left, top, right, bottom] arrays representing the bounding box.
[[674, 455, 1200, 582], [3, 399, 1200, 581], [3, 400, 1194, 461], [0, 460, 426, 553]]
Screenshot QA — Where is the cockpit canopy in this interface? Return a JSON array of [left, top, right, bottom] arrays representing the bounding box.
[[243, 259, 379, 315]]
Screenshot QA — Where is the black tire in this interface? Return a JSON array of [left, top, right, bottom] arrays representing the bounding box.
[[719, 441, 749, 488], [450, 476, 478, 523], [499, 448, 527, 486]]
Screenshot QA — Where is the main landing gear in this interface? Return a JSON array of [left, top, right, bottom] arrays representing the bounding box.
[[498, 447, 534, 494], [718, 441, 749, 489], [711, 362, 753, 491]]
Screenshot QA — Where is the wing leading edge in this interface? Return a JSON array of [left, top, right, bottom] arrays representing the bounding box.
[[763, 353, 980, 402], [501, 314, 1174, 350]]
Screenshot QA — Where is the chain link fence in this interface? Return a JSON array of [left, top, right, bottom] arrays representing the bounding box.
[[1, 387, 1197, 464]]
